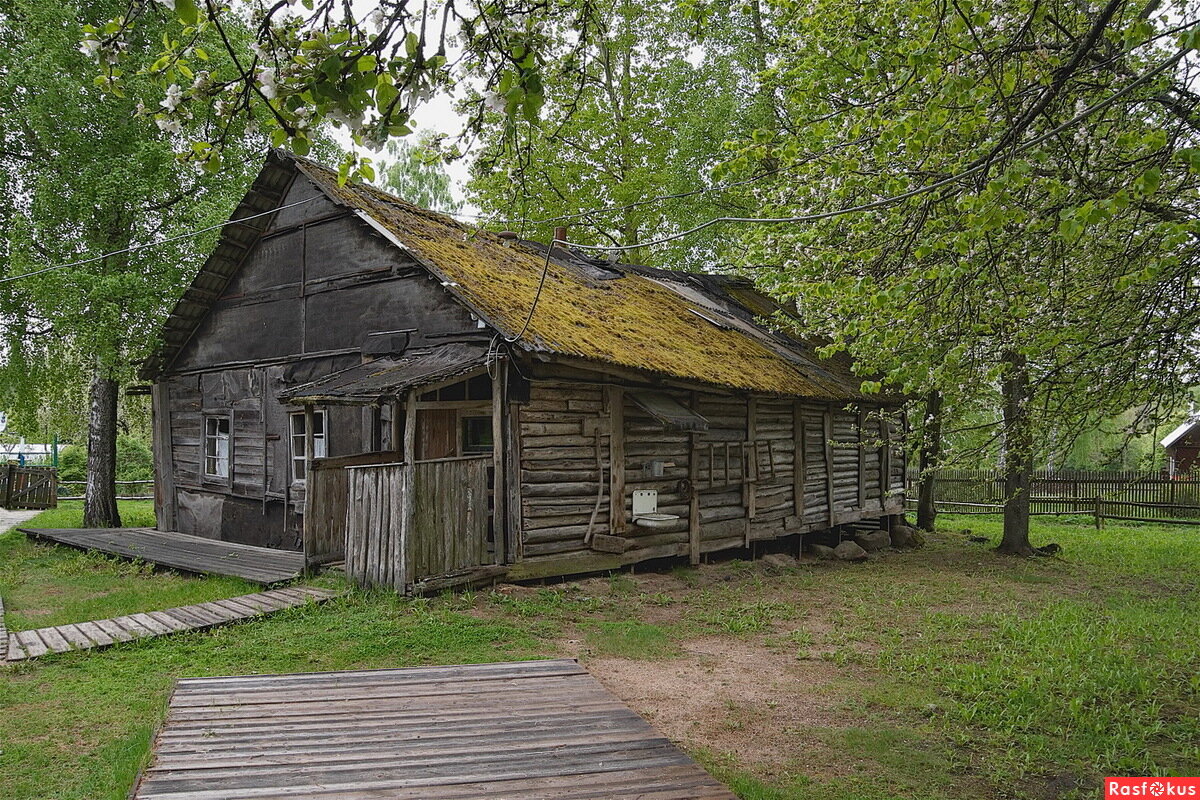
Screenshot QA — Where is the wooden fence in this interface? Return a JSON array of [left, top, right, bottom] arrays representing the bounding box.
[[57, 479, 153, 502], [910, 468, 1200, 526], [302, 452, 401, 568], [0, 464, 57, 509], [344, 456, 491, 593]]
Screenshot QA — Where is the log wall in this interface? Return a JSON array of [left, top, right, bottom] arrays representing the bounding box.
[[513, 376, 907, 577]]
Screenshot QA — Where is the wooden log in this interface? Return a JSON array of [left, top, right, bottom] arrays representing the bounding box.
[[607, 386, 626, 534]]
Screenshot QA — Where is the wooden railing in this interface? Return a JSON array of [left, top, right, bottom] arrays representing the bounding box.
[[344, 456, 491, 593], [0, 465, 57, 510]]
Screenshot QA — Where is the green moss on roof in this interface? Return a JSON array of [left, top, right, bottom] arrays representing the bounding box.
[[296, 160, 863, 398]]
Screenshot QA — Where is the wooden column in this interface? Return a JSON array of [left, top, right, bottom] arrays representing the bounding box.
[[879, 410, 890, 506], [606, 385, 626, 534], [824, 404, 835, 527], [857, 407, 867, 509], [491, 366, 506, 565], [303, 405, 316, 479], [688, 391, 701, 565], [793, 401, 806, 523], [744, 396, 757, 546], [506, 399, 523, 563], [400, 390, 418, 593], [150, 382, 177, 531], [390, 398, 403, 454]]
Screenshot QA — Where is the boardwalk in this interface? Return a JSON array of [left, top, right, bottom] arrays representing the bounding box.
[[133, 659, 736, 799], [20, 527, 306, 585], [5, 586, 338, 662]]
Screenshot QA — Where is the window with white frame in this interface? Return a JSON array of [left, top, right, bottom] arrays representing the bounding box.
[[203, 416, 231, 480], [290, 410, 327, 481]]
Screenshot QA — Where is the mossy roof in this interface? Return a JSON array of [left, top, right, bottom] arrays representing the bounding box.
[[291, 158, 866, 399]]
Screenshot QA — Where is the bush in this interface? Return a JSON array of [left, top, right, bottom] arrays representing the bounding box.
[[53, 436, 154, 483]]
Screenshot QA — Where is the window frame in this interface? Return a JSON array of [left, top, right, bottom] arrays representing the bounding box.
[[290, 409, 328, 482], [460, 415, 494, 454], [202, 415, 232, 483]]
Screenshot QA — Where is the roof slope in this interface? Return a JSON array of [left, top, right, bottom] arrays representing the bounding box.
[[291, 158, 866, 398], [148, 151, 869, 398]]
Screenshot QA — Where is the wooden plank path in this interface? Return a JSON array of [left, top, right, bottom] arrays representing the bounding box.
[[4, 586, 339, 663], [132, 659, 736, 800], [19, 527, 307, 585]]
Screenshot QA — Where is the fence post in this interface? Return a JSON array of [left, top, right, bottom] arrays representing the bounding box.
[[2, 463, 14, 508], [1093, 497, 1102, 530]]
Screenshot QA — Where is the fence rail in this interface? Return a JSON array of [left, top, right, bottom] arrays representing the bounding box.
[[910, 468, 1200, 527]]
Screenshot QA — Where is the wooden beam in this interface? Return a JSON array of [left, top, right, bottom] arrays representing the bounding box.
[[491, 365, 505, 566], [794, 401, 805, 522], [606, 385, 626, 534], [744, 397, 757, 546], [857, 406, 867, 509], [824, 404, 835, 527], [506, 399, 523, 563], [688, 391, 701, 566], [150, 382, 177, 532]]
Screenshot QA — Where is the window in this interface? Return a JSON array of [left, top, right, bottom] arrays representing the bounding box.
[[291, 410, 327, 481], [203, 417, 230, 480], [461, 416, 494, 454]]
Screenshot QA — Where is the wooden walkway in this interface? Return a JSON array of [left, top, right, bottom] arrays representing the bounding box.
[[5, 586, 338, 662], [133, 659, 736, 799], [20, 527, 306, 585]]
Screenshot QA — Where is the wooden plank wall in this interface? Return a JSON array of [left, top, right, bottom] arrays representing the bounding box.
[[344, 458, 490, 592], [516, 380, 909, 571]]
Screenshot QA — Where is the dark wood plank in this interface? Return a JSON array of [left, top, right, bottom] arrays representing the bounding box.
[[132, 659, 735, 800], [18, 527, 305, 585]]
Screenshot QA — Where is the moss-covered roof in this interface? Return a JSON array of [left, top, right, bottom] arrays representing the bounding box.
[[291, 158, 866, 399]]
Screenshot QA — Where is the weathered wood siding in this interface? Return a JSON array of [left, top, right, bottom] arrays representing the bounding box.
[[153, 173, 485, 547], [345, 458, 490, 592], [514, 375, 907, 575]]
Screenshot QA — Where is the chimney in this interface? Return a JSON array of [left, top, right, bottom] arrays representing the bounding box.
[[553, 226, 568, 246]]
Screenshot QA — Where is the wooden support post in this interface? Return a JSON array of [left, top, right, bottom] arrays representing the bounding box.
[[606, 385, 626, 534], [745, 397, 757, 546], [491, 366, 505, 566], [303, 405, 316, 480], [857, 406, 866, 509], [506, 400, 523, 564], [390, 398, 403, 453], [688, 391, 701, 566], [880, 410, 890, 506], [401, 391, 419, 592], [150, 382, 177, 531], [824, 404, 835, 527], [793, 402, 806, 522]]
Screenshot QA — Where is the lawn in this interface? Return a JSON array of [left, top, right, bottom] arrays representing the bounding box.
[[2, 506, 1197, 799]]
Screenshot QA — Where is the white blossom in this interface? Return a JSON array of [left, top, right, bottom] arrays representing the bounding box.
[[256, 67, 278, 99], [160, 83, 183, 112], [367, 8, 385, 29], [155, 116, 182, 134], [483, 90, 506, 114], [79, 38, 101, 59]]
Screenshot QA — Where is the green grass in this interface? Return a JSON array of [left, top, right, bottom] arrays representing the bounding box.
[[0, 501, 253, 628], [2, 509, 1199, 799]]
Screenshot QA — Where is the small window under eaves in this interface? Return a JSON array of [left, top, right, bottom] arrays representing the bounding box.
[[628, 391, 710, 432]]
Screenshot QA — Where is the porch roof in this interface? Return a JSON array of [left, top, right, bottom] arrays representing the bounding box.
[[280, 342, 490, 404]]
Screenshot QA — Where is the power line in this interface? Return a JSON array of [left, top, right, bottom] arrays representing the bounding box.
[[0, 196, 322, 285], [560, 45, 1192, 254]]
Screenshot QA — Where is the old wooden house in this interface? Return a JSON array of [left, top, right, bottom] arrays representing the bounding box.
[[142, 151, 905, 592]]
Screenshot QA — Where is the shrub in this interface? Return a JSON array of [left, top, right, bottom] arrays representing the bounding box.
[[53, 436, 154, 483]]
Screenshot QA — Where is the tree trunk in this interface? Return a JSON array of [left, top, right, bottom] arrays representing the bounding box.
[[997, 351, 1035, 556], [83, 368, 121, 528], [916, 390, 943, 531]]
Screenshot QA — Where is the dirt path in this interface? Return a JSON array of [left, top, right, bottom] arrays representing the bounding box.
[[0, 508, 41, 534]]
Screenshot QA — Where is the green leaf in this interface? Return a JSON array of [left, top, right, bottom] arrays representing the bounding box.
[[175, 0, 199, 26]]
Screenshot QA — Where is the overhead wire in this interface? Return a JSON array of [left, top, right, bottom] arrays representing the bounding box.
[[0, 196, 322, 285]]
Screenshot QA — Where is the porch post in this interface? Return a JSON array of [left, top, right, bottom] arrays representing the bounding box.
[[303, 405, 315, 478], [491, 365, 505, 565]]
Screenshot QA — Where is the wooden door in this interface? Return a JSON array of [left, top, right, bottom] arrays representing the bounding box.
[[417, 410, 458, 460]]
